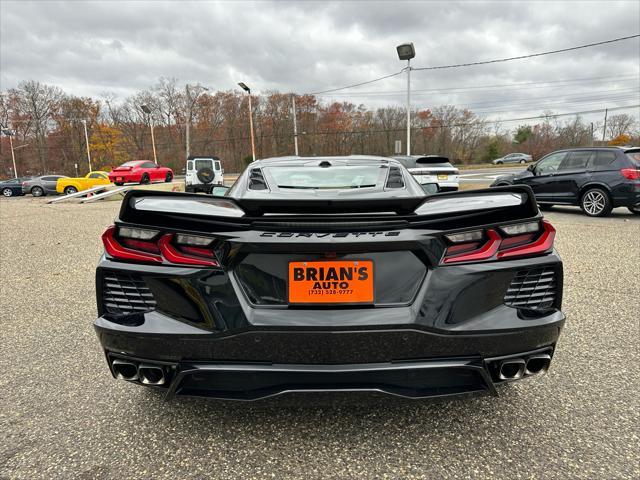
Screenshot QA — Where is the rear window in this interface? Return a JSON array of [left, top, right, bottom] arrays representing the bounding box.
[[265, 165, 384, 189], [120, 161, 142, 167], [590, 151, 617, 169], [416, 156, 450, 164], [626, 151, 640, 166], [194, 159, 213, 170]]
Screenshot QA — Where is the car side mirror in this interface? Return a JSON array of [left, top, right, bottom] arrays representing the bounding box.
[[210, 186, 229, 197], [527, 164, 535, 172]]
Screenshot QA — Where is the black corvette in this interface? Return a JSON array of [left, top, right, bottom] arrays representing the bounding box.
[[94, 156, 565, 400]]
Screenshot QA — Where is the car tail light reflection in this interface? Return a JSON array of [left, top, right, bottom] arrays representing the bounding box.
[[102, 226, 220, 267], [443, 221, 555, 264]]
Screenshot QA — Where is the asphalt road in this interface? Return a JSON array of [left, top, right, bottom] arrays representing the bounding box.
[[1, 197, 638, 479]]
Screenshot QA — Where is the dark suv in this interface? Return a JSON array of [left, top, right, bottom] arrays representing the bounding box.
[[491, 147, 640, 217]]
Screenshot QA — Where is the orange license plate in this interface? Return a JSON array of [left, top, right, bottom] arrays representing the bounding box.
[[288, 260, 374, 304]]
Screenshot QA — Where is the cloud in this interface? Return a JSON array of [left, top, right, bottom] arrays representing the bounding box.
[[1, 0, 638, 124]]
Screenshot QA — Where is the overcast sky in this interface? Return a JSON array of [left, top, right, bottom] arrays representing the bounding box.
[[1, 0, 639, 125]]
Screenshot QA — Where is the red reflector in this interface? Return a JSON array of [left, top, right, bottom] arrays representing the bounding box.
[[444, 229, 501, 264], [101, 226, 163, 264], [497, 221, 555, 259], [499, 233, 536, 250], [121, 238, 160, 254], [157, 234, 219, 267], [179, 245, 216, 258], [620, 168, 640, 180]]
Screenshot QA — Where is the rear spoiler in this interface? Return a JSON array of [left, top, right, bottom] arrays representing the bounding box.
[[118, 185, 540, 232]]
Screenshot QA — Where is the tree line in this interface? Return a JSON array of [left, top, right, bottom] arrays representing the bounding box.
[[1, 78, 638, 177]]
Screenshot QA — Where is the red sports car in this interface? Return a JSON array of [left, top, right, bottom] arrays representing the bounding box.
[[108, 161, 174, 186]]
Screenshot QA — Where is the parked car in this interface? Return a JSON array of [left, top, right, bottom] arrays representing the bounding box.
[[108, 161, 173, 186], [56, 171, 111, 195], [492, 153, 533, 165], [1, 177, 31, 197], [94, 155, 564, 400], [393, 155, 459, 191], [491, 147, 640, 216], [22, 175, 68, 197], [185, 156, 224, 193]]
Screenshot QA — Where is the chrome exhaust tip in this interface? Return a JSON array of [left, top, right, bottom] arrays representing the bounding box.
[[498, 359, 526, 380], [138, 364, 166, 385], [112, 359, 139, 381], [525, 354, 551, 375]]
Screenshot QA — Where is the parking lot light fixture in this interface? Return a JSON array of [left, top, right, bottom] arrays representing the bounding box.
[[238, 82, 256, 162], [140, 105, 158, 164], [396, 42, 415, 156]]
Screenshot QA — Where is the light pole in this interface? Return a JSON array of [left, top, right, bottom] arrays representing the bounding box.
[[1, 128, 18, 178], [81, 119, 93, 172], [238, 82, 256, 162], [396, 43, 415, 156], [140, 105, 158, 164], [292, 95, 299, 156]]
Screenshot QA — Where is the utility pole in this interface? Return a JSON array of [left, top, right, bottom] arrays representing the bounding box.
[[602, 108, 608, 143], [292, 95, 299, 156], [81, 120, 92, 172], [9, 134, 17, 177], [590, 122, 594, 146], [140, 105, 158, 164]]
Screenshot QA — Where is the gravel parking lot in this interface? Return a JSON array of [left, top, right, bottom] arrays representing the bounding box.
[[1, 197, 638, 479]]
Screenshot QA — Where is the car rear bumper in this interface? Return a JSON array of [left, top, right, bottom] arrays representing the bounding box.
[[95, 306, 564, 400]]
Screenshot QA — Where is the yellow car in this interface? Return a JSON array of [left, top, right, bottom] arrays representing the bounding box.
[[56, 171, 111, 195]]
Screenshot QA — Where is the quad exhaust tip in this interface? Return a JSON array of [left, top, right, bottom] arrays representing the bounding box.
[[498, 359, 526, 380], [525, 354, 551, 376], [112, 359, 139, 381], [138, 364, 166, 385]]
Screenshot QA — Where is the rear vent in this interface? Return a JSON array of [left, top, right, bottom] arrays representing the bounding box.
[[248, 168, 268, 190], [102, 271, 156, 314], [386, 166, 405, 189], [504, 267, 557, 309]]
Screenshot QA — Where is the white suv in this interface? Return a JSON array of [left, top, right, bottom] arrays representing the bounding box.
[[185, 156, 224, 193], [393, 155, 459, 192]]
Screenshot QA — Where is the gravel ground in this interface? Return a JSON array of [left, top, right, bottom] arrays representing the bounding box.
[[0, 196, 638, 480]]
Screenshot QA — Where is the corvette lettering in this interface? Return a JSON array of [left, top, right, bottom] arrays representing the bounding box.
[[261, 231, 400, 238]]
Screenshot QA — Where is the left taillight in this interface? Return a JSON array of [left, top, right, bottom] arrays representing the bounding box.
[[443, 220, 555, 264], [102, 226, 220, 267]]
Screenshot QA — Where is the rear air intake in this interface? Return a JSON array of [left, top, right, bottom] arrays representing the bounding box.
[[248, 168, 268, 190], [504, 267, 557, 309], [385, 166, 405, 188], [101, 271, 156, 314]]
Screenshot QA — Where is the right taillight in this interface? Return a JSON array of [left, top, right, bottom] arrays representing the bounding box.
[[443, 220, 555, 264], [620, 168, 640, 180]]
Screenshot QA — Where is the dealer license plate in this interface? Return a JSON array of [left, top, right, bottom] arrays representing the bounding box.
[[438, 174, 448, 180], [288, 260, 374, 304]]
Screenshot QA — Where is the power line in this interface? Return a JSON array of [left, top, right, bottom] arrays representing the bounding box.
[[317, 74, 640, 97], [412, 34, 640, 71], [304, 34, 639, 94], [308, 71, 404, 95]]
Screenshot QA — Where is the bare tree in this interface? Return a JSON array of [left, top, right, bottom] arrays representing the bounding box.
[[16, 81, 64, 172]]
